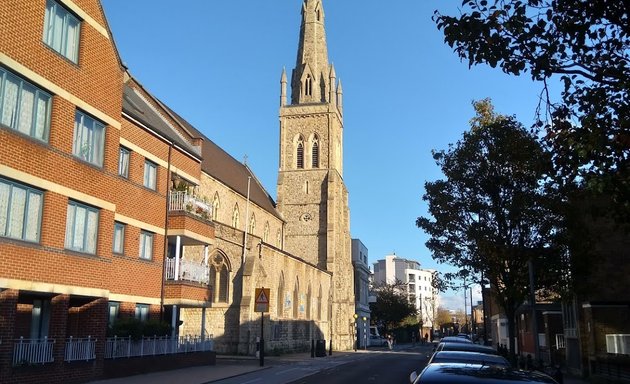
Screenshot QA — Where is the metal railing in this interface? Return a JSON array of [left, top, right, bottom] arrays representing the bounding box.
[[165, 258, 210, 284], [555, 333, 566, 349], [13, 337, 55, 366], [169, 191, 211, 220], [104, 335, 213, 359], [65, 336, 97, 362]]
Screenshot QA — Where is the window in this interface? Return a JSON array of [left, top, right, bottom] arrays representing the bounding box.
[[248, 213, 255, 234], [218, 264, 229, 302], [43, 0, 80, 63], [296, 137, 304, 169], [107, 302, 119, 328], [277, 274, 284, 318], [0, 178, 43, 243], [305, 75, 312, 96], [0, 67, 52, 142], [118, 147, 130, 178], [277, 229, 282, 248], [135, 304, 149, 322], [143, 160, 157, 190], [232, 204, 239, 228], [73, 110, 105, 166], [65, 200, 99, 254], [263, 222, 269, 243], [212, 192, 220, 221], [311, 136, 319, 168], [113, 222, 125, 254], [139, 230, 153, 260]]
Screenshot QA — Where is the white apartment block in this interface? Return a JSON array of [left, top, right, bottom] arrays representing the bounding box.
[[373, 255, 439, 332]]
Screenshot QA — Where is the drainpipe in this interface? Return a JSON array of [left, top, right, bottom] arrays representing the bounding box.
[[160, 143, 173, 322]]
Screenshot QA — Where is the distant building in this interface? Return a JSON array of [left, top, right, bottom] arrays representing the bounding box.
[[351, 239, 371, 348], [373, 255, 439, 336]]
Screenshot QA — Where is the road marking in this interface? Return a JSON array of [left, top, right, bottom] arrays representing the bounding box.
[[241, 379, 262, 384]]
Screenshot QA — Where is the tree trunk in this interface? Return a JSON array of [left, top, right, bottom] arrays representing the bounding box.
[[506, 307, 517, 365]]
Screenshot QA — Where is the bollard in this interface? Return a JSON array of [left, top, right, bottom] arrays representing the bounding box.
[[311, 339, 315, 358], [329, 340, 332, 356]]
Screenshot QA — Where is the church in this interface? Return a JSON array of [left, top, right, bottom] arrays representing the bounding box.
[[178, 0, 356, 354]]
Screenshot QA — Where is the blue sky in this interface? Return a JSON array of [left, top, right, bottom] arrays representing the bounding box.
[[101, 1, 554, 311]]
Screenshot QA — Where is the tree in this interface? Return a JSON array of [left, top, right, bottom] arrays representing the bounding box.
[[434, 0, 630, 218], [369, 280, 417, 332], [416, 99, 567, 358]]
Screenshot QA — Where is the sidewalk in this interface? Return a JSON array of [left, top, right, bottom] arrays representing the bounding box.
[[87, 348, 373, 384]]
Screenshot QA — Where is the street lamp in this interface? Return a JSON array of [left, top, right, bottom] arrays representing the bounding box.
[[353, 314, 358, 351], [362, 316, 367, 350]]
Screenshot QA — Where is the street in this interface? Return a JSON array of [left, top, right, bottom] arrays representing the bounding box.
[[210, 345, 431, 384], [288, 350, 427, 384]]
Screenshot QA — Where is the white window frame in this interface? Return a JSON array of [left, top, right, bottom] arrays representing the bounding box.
[[135, 304, 149, 322], [0, 67, 52, 142], [139, 230, 153, 260], [43, 0, 81, 63], [113, 221, 125, 254], [73, 110, 105, 167], [65, 200, 99, 254], [0, 178, 43, 243], [143, 160, 157, 190], [118, 147, 130, 178]]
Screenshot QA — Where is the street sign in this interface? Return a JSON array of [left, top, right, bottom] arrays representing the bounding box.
[[255, 287, 270, 313]]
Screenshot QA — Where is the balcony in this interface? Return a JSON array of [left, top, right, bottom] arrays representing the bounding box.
[[169, 191, 211, 221], [165, 258, 209, 285]]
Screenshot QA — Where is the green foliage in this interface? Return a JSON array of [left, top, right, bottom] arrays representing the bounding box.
[[369, 280, 418, 331], [434, 0, 630, 219], [417, 100, 568, 356], [108, 318, 172, 340]]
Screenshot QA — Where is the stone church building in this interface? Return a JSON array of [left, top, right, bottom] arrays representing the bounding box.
[[178, 0, 356, 354]]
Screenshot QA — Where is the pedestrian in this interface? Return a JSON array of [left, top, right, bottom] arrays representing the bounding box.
[[424, 333, 429, 344], [387, 334, 393, 350]]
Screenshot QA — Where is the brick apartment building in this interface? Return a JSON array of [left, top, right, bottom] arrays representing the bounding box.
[[1, 0, 356, 383]]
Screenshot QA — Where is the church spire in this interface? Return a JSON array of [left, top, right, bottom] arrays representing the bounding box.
[[291, 0, 330, 104]]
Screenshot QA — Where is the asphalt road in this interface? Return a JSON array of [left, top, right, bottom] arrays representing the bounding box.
[[287, 349, 428, 384]]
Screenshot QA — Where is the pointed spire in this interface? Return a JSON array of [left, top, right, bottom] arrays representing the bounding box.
[[280, 67, 287, 107], [291, 0, 330, 104], [329, 64, 336, 105], [336, 79, 343, 112]]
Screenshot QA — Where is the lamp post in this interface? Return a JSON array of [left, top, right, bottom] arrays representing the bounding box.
[[362, 317, 367, 350], [353, 314, 358, 351]]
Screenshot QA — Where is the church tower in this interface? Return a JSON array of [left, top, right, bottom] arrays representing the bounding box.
[[277, 0, 355, 349]]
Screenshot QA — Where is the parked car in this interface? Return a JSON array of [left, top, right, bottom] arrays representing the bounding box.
[[427, 351, 510, 368], [438, 336, 472, 344], [434, 342, 499, 354], [409, 363, 558, 384], [369, 334, 387, 347]]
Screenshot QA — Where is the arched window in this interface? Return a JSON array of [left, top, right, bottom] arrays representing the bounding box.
[[218, 264, 229, 302], [210, 252, 230, 303], [293, 280, 299, 318], [306, 284, 312, 320], [263, 222, 270, 243], [305, 75, 312, 96], [232, 204, 239, 228], [317, 285, 322, 321], [296, 137, 304, 169], [277, 273, 285, 318], [212, 192, 220, 221], [276, 229, 282, 248], [248, 213, 256, 234], [311, 136, 319, 168]]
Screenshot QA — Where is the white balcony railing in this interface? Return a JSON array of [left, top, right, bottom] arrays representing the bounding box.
[[65, 336, 97, 362], [13, 337, 55, 366], [169, 191, 211, 221], [555, 333, 566, 349], [165, 258, 210, 285], [104, 335, 213, 359]]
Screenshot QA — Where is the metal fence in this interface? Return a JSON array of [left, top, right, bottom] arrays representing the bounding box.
[[65, 336, 97, 362], [13, 337, 55, 366], [104, 335, 213, 359], [165, 258, 210, 284]]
